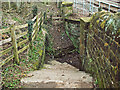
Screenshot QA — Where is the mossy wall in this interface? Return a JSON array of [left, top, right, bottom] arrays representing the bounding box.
[[90, 11, 120, 43], [65, 21, 80, 52], [61, 2, 73, 17], [65, 10, 120, 88], [79, 11, 120, 88]]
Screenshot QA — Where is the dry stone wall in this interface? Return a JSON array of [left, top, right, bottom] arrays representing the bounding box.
[[79, 11, 120, 88]]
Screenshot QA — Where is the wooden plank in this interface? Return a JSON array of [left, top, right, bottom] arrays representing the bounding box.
[[23, 11, 32, 18], [0, 38, 11, 46], [33, 17, 41, 28], [33, 16, 39, 40], [32, 22, 41, 37], [54, 21, 64, 23], [16, 31, 28, 39], [0, 27, 10, 34], [0, 24, 28, 34], [18, 44, 29, 54], [52, 17, 63, 20], [14, 24, 28, 30], [32, 27, 38, 41], [10, 26, 19, 64], [0, 46, 13, 57], [32, 24, 42, 41], [17, 38, 28, 47], [32, 12, 41, 22], [65, 17, 80, 23], [32, 20, 42, 41], [0, 54, 14, 67], [0, 31, 28, 46], [80, 17, 91, 23]]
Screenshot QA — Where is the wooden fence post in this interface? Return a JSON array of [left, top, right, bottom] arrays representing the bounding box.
[[43, 12, 47, 24], [34, 15, 39, 40], [10, 26, 19, 64], [50, 14, 52, 24], [32, 5, 38, 22], [39, 17, 42, 31], [28, 20, 33, 49], [58, 0, 62, 9]]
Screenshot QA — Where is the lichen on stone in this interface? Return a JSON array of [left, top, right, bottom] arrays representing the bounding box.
[[90, 11, 120, 43]]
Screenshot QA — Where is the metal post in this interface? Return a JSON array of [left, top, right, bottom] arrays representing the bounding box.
[[99, 0, 101, 7], [108, 4, 110, 12], [76, 0, 77, 13], [58, 0, 62, 9], [0, 1, 2, 29], [90, 0, 91, 12], [118, 9, 120, 12], [92, 0, 94, 14], [75, 0, 76, 8], [83, 0, 84, 15], [43, 12, 47, 24], [74, 0, 75, 8], [50, 14, 52, 24], [76, 0, 77, 9], [39, 17, 42, 31], [32, 5, 38, 18], [28, 20, 33, 50]]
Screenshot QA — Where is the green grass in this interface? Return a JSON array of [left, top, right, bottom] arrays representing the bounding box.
[[13, 17, 22, 23]]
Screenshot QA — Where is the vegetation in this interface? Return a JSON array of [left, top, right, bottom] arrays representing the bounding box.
[[2, 28, 47, 88], [28, 29, 46, 70], [2, 60, 32, 88], [44, 25, 55, 57], [1, 1, 120, 88]]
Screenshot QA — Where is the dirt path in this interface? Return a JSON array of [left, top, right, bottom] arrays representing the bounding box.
[[49, 21, 73, 50], [21, 60, 93, 88]]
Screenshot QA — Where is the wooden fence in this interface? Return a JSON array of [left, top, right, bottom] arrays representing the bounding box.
[[0, 11, 47, 67]]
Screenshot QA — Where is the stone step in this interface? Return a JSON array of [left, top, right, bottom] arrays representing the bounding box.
[[21, 60, 93, 88]]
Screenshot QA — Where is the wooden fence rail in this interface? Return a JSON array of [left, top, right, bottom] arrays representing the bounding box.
[[0, 11, 47, 67]]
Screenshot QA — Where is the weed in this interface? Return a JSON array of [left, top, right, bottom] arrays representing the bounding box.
[[13, 17, 22, 23]]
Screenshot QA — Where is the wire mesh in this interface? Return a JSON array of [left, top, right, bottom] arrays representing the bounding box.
[[73, 0, 98, 16]]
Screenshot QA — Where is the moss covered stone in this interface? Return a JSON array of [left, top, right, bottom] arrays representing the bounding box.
[[62, 2, 73, 7], [61, 2, 73, 17], [90, 11, 120, 43]]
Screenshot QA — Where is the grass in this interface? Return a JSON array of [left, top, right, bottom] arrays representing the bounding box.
[[12, 17, 22, 23]]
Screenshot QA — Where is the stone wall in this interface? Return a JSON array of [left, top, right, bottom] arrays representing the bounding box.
[[79, 11, 120, 88]]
